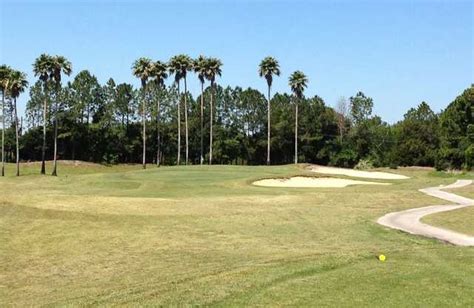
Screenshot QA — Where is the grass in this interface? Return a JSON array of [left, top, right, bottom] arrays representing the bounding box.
[[1, 162, 473, 306], [423, 207, 474, 236], [446, 182, 474, 199], [421, 182, 474, 236]]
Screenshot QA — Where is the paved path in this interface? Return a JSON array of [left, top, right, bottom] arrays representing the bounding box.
[[377, 180, 474, 246]]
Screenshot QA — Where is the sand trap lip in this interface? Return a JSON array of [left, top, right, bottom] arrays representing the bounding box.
[[309, 165, 409, 180], [253, 176, 390, 188]]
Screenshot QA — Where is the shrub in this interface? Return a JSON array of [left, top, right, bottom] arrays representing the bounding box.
[[329, 149, 358, 168], [435, 147, 464, 171], [355, 159, 374, 170], [464, 144, 474, 171]]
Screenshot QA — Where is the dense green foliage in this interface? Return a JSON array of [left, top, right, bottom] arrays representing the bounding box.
[[1, 58, 472, 171], [436, 87, 474, 170]]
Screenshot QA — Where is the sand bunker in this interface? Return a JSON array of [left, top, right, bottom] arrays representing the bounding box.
[[253, 176, 390, 188], [310, 165, 409, 180]]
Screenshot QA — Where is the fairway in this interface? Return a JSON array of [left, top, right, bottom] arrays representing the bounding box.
[[1, 163, 473, 306]]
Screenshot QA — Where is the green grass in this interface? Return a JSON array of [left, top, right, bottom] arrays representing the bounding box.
[[422, 183, 474, 236], [1, 162, 473, 306], [423, 207, 474, 236], [446, 183, 474, 199]]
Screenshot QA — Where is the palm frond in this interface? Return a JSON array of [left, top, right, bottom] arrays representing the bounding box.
[[258, 56, 280, 86], [288, 70, 308, 99]]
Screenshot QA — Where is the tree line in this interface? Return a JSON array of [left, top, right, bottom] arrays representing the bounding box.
[[0, 55, 472, 176]]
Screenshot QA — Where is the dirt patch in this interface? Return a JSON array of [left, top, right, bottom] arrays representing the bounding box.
[[253, 176, 390, 188]]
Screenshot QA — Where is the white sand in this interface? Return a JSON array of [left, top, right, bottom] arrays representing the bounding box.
[[310, 165, 409, 180], [253, 176, 390, 188]]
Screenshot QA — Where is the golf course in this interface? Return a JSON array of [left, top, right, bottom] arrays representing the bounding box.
[[1, 162, 473, 306], [1, 1, 473, 306]]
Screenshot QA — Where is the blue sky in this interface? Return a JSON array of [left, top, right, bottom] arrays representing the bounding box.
[[1, 0, 472, 123]]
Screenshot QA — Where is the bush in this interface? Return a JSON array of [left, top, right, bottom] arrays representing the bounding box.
[[464, 145, 474, 171], [435, 147, 464, 171], [389, 163, 398, 169], [329, 149, 358, 168], [355, 159, 374, 170]]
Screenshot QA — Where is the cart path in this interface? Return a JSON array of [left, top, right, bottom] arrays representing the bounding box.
[[377, 180, 474, 246]]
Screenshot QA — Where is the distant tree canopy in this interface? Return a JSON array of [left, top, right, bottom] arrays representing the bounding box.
[[1, 64, 473, 171], [436, 86, 473, 170], [394, 102, 439, 167]]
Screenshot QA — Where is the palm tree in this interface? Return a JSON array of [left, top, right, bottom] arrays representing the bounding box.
[[204, 57, 222, 165], [50, 55, 72, 176], [193, 55, 207, 165], [168, 54, 193, 165], [0, 65, 12, 176], [150, 60, 168, 167], [33, 54, 54, 175], [168, 56, 182, 165], [258, 56, 280, 165], [132, 57, 153, 169], [288, 71, 308, 164], [7, 70, 29, 176]]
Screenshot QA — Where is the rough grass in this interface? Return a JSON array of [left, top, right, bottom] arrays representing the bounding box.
[[446, 183, 474, 199], [423, 207, 474, 237], [421, 182, 474, 236], [1, 162, 473, 306]]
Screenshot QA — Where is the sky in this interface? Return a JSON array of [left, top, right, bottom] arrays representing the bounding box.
[[1, 0, 473, 123]]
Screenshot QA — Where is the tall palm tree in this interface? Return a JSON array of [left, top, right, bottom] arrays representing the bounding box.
[[168, 54, 193, 165], [7, 70, 28, 176], [258, 56, 280, 165], [193, 55, 207, 165], [0, 65, 12, 176], [132, 57, 153, 169], [168, 56, 182, 165], [150, 60, 168, 167], [289, 71, 308, 164], [33, 54, 54, 175], [204, 57, 222, 165], [50, 55, 72, 176]]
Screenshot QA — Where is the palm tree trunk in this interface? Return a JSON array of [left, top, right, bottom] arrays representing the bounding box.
[[1, 91, 5, 176], [142, 86, 146, 169], [14, 98, 19, 176], [156, 89, 161, 167], [41, 84, 47, 174], [51, 101, 58, 176], [267, 85, 271, 165], [294, 99, 298, 164], [200, 82, 204, 166], [177, 82, 181, 165], [72, 134, 75, 160], [209, 83, 214, 165], [184, 77, 189, 165]]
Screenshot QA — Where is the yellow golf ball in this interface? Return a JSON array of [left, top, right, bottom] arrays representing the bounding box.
[[379, 254, 386, 262]]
